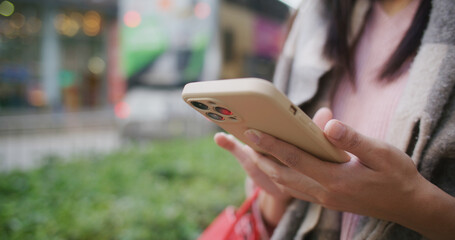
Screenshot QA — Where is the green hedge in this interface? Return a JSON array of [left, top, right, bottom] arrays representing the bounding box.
[[0, 137, 246, 240]]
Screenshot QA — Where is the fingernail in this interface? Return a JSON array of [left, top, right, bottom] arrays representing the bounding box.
[[326, 120, 345, 140], [244, 129, 261, 144], [215, 132, 226, 137]]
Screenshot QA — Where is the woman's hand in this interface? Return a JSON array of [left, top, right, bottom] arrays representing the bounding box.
[[214, 108, 333, 201], [243, 108, 455, 239], [214, 108, 334, 227]]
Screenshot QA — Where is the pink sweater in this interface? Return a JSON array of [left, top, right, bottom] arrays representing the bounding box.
[[330, 0, 421, 239]]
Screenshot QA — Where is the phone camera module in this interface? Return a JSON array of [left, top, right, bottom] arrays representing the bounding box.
[[206, 112, 225, 121], [191, 101, 209, 110], [215, 107, 233, 115]]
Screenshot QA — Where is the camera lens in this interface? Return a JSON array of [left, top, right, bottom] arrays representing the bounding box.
[[191, 101, 209, 110], [206, 112, 224, 121], [215, 107, 233, 115]]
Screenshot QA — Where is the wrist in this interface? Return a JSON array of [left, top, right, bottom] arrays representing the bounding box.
[[394, 175, 455, 240]]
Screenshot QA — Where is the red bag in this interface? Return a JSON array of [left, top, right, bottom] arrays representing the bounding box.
[[198, 188, 262, 240]]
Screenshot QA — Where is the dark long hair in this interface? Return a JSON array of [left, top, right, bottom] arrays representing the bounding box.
[[323, 0, 432, 80]]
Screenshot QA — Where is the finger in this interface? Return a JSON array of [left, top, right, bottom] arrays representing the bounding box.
[[214, 132, 249, 160], [215, 132, 285, 196], [312, 107, 333, 130], [250, 153, 324, 202], [244, 129, 336, 183], [214, 132, 258, 170], [242, 146, 293, 197], [324, 120, 396, 170]]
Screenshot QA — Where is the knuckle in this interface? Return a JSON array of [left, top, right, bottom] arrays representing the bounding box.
[[281, 153, 300, 168], [346, 132, 362, 150], [273, 176, 287, 185], [363, 142, 394, 168], [275, 183, 286, 193], [301, 183, 323, 200], [274, 168, 294, 185], [375, 143, 393, 159], [266, 166, 280, 179], [314, 189, 331, 205], [316, 190, 340, 209], [267, 167, 285, 184]]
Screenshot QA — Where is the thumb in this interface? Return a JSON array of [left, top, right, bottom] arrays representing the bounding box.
[[312, 107, 333, 130], [324, 120, 388, 170]]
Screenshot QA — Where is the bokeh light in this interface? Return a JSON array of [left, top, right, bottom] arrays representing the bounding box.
[[88, 56, 106, 75], [9, 13, 25, 29], [28, 88, 46, 107], [0, 0, 14, 17], [158, 0, 172, 11], [123, 11, 141, 28], [2, 20, 15, 38], [194, 2, 211, 20], [53, 11, 101, 37], [114, 101, 130, 119], [83, 11, 101, 36], [54, 13, 80, 37]]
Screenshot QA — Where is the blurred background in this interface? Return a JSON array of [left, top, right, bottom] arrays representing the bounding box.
[[0, 0, 300, 239]]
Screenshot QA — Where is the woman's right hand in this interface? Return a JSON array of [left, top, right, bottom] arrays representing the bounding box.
[[214, 107, 333, 200], [214, 108, 334, 227]]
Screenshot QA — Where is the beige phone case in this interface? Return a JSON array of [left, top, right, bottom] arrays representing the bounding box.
[[182, 78, 348, 163]]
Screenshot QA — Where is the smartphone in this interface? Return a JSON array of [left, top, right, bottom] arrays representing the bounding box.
[[181, 78, 349, 163]]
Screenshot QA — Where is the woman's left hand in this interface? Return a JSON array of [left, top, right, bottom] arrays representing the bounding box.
[[243, 110, 455, 239]]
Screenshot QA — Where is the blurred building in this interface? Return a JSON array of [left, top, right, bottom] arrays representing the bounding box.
[[0, 0, 297, 169], [0, 0, 121, 114], [0, 0, 292, 113], [219, 0, 290, 80], [0, 0, 294, 139]]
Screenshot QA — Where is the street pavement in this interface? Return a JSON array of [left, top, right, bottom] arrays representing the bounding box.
[[0, 109, 121, 171]]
